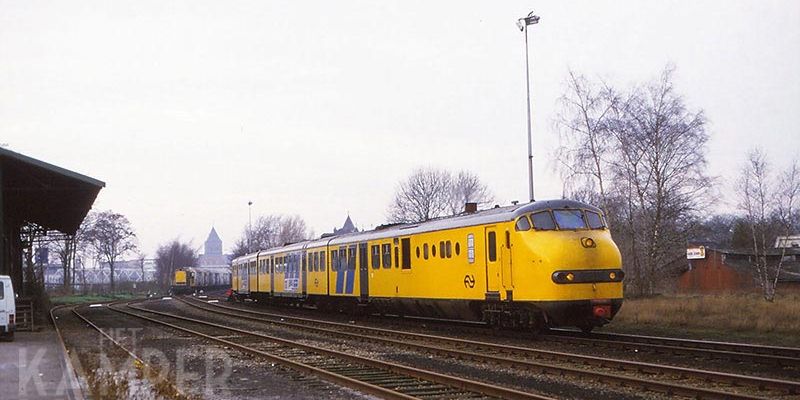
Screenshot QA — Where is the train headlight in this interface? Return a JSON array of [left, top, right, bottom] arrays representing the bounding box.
[[566, 273, 575, 282], [609, 272, 616, 280]]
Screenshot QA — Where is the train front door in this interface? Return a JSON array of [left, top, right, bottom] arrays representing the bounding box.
[[484, 227, 501, 295], [358, 242, 369, 300]]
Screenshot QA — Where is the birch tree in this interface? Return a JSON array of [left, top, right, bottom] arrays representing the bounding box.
[[737, 149, 799, 301], [557, 66, 714, 296]]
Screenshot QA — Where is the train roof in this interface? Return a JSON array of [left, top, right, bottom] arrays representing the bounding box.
[[184, 266, 231, 274], [232, 199, 600, 263]]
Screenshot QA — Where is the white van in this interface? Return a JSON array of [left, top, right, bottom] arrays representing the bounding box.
[[0, 275, 15, 341]]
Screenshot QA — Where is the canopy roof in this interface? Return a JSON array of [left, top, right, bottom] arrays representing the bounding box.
[[1, 148, 105, 234]]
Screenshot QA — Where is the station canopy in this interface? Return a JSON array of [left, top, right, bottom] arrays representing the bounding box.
[[1, 148, 105, 235]]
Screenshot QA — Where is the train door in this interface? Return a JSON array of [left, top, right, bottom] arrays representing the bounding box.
[[241, 262, 249, 294], [358, 242, 369, 300], [501, 230, 513, 291], [302, 251, 308, 296], [249, 261, 258, 293], [267, 257, 273, 296], [484, 227, 501, 294]]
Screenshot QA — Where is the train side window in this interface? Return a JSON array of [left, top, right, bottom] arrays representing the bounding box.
[[531, 211, 557, 230], [423, 243, 429, 260], [340, 247, 347, 271], [467, 234, 475, 263], [320, 251, 326, 271], [331, 250, 338, 271], [302, 254, 307, 272], [455, 242, 461, 256], [431, 243, 436, 258], [348, 246, 356, 270], [446, 241, 452, 258], [515, 216, 531, 231], [394, 246, 399, 268], [439, 241, 445, 259], [416, 247, 420, 259], [488, 232, 497, 262], [401, 238, 411, 269], [371, 245, 380, 269], [382, 244, 391, 269]]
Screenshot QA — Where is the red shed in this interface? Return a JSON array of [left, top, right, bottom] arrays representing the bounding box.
[[678, 246, 800, 294], [678, 247, 754, 293]]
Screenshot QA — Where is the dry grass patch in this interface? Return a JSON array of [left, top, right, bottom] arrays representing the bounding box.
[[606, 293, 800, 346]]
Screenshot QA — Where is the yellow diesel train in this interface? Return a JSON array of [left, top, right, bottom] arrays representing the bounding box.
[[172, 267, 232, 295], [231, 200, 624, 331]]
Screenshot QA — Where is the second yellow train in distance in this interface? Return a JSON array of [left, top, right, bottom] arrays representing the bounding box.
[[232, 199, 624, 332]]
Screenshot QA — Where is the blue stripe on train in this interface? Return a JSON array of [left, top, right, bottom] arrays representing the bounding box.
[[335, 269, 344, 294], [345, 268, 355, 294]]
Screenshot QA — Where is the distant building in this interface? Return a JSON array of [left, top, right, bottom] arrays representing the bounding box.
[[198, 227, 231, 267], [333, 215, 358, 235], [677, 244, 800, 294]]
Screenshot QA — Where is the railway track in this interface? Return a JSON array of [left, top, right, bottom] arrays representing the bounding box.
[[219, 295, 800, 370], [180, 295, 799, 400], [362, 306, 800, 369], [54, 302, 190, 399], [545, 329, 800, 365], [110, 299, 554, 400]]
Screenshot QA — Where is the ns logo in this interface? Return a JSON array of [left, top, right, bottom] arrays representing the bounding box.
[[463, 274, 476, 289]]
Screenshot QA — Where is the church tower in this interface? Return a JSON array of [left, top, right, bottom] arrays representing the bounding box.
[[204, 227, 223, 256]]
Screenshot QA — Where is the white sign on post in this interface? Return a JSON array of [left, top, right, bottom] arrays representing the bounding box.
[[686, 246, 706, 260]]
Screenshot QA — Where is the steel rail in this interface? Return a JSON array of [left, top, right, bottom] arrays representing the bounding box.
[[548, 329, 800, 359], [539, 332, 800, 367], [48, 304, 86, 400], [68, 301, 190, 399], [360, 304, 800, 367], [181, 296, 795, 400], [113, 300, 553, 400]]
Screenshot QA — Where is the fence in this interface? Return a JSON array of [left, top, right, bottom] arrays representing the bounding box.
[[14, 297, 34, 331]]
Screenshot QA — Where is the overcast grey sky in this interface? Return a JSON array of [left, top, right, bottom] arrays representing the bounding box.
[[2, 1, 798, 256]]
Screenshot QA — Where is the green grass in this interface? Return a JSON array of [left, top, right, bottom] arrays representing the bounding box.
[[602, 293, 800, 347], [50, 293, 138, 305]]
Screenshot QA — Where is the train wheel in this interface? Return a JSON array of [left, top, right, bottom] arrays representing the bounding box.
[[578, 324, 594, 334]]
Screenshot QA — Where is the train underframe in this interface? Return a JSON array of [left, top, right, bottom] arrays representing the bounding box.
[[173, 284, 230, 295], [230, 290, 622, 332]]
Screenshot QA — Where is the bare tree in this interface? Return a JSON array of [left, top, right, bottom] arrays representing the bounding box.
[[50, 215, 91, 293], [556, 70, 620, 215], [447, 170, 493, 215], [231, 214, 311, 258], [84, 210, 138, 293], [556, 66, 715, 296], [389, 167, 493, 223], [155, 239, 197, 288], [136, 251, 147, 284], [388, 168, 453, 223], [737, 149, 799, 301]]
